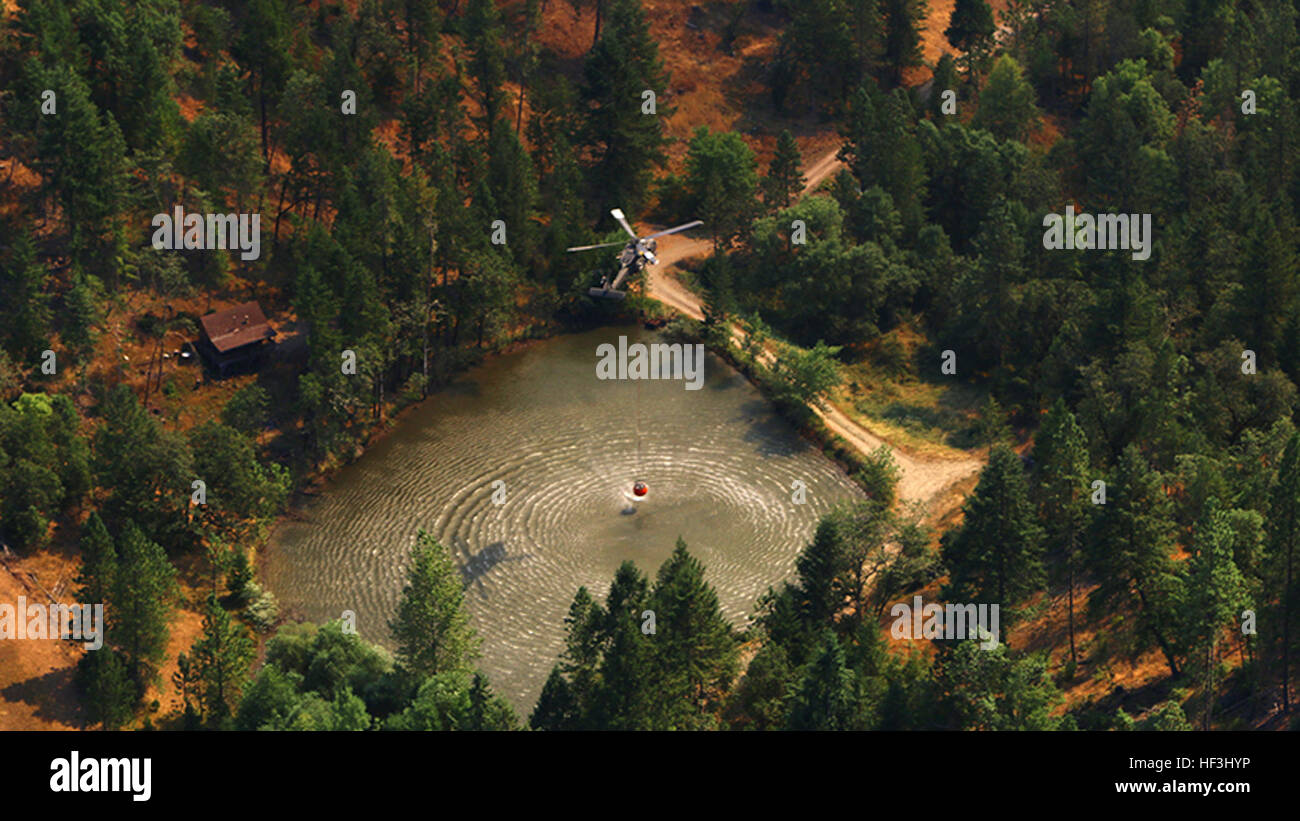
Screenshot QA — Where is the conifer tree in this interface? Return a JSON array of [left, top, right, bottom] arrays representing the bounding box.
[[762, 130, 806, 210], [723, 643, 795, 730], [28, 64, 127, 266], [942, 445, 1045, 628], [75, 512, 117, 607], [786, 630, 860, 730], [78, 648, 135, 730], [938, 639, 1062, 730], [189, 593, 256, 723], [112, 521, 178, 693], [1086, 445, 1184, 675], [580, 0, 672, 213], [1182, 499, 1249, 729], [1266, 433, 1300, 711], [839, 85, 927, 232], [465, 672, 519, 730], [927, 54, 959, 121], [485, 120, 539, 266], [0, 233, 52, 357], [464, 0, 509, 130], [559, 586, 604, 714], [530, 667, 580, 730], [945, 0, 995, 53], [881, 0, 927, 85], [590, 575, 656, 729], [231, 0, 294, 162], [390, 530, 481, 677], [1033, 399, 1090, 669], [648, 539, 739, 727], [684, 126, 759, 248], [847, 0, 886, 86], [971, 54, 1041, 142]]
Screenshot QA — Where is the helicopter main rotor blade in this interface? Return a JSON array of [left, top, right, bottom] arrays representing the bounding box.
[[642, 220, 704, 240], [610, 208, 638, 239], [565, 241, 624, 252]]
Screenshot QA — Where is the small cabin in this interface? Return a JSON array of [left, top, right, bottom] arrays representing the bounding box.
[[197, 301, 276, 377]]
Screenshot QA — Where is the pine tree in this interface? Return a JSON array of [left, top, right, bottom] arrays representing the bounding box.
[[1086, 445, 1184, 675], [231, 0, 295, 162], [1073, 59, 1175, 211], [945, 0, 995, 53], [589, 561, 656, 729], [62, 273, 102, 363], [881, 0, 927, 86], [28, 64, 127, 266], [390, 530, 481, 677], [189, 593, 256, 724], [1033, 399, 1090, 670], [0, 233, 52, 357], [786, 630, 860, 729], [971, 54, 1041, 142], [78, 647, 135, 730], [974, 394, 1012, 452], [1182, 498, 1249, 729], [93, 385, 194, 549], [927, 54, 959, 121], [530, 667, 580, 730], [784, 0, 855, 102], [464, 0, 509, 130], [762, 130, 806, 210], [111, 521, 178, 693], [464, 672, 519, 730], [559, 585, 604, 714], [942, 445, 1045, 628], [580, 0, 672, 213], [839, 85, 927, 232], [648, 539, 739, 727], [74, 512, 117, 607], [684, 126, 759, 247], [485, 119, 539, 266], [847, 0, 886, 87], [723, 642, 795, 730], [937, 639, 1062, 730], [1266, 433, 1300, 711], [796, 511, 858, 628], [796, 501, 894, 634], [189, 422, 290, 529]]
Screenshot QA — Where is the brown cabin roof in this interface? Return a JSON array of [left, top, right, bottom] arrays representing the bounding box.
[[199, 302, 275, 353]]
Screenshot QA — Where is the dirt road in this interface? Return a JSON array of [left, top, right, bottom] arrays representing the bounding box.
[[644, 145, 984, 512]]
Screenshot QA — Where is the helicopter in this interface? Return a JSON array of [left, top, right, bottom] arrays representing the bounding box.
[[567, 208, 703, 300]]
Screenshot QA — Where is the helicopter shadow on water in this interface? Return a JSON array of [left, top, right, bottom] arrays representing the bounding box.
[[454, 539, 532, 599]]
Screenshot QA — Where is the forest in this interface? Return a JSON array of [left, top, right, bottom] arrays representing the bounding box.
[[1, 0, 1298, 731]]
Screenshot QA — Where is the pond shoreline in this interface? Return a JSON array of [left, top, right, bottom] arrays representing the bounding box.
[[256, 320, 865, 709]]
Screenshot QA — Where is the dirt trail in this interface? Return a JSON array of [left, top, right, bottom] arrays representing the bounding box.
[[648, 141, 846, 315], [645, 145, 984, 512], [799, 147, 844, 197]]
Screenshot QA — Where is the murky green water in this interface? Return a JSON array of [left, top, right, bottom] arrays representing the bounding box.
[[263, 325, 862, 711]]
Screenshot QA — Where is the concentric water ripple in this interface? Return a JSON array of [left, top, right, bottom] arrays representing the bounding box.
[[263, 325, 863, 711]]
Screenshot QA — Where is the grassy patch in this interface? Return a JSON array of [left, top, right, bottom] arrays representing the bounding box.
[[838, 323, 986, 454]]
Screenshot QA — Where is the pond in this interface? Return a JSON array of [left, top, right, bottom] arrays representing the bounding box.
[[263, 324, 863, 711]]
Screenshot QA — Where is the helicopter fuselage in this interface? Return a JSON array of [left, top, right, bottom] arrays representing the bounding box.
[[590, 238, 658, 299], [570, 208, 697, 300]]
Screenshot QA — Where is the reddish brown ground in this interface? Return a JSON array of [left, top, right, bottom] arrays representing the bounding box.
[[0, 546, 85, 729]]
